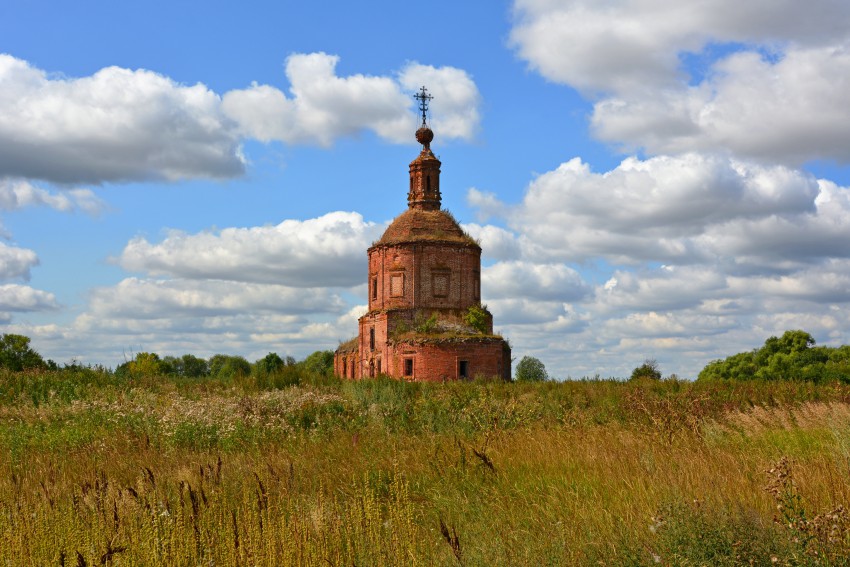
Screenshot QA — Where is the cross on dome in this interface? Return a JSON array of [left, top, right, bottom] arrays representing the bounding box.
[[414, 86, 433, 126]]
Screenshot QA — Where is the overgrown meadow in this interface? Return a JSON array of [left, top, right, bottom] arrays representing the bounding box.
[[3, 366, 850, 565]]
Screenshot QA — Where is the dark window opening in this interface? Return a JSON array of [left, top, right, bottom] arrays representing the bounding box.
[[377, 359, 381, 374], [369, 360, 375, 378], [369, 328, 375, 350], [371, 277, 378, 300], [459, 360, 469, 379], [404, 358, 413, 377]]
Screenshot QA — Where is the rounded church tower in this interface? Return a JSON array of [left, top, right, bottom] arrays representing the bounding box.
[[334, 87, 510, 382]]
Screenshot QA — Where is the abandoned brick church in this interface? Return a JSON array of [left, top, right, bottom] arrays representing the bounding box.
[[334, 88, 511, 381]]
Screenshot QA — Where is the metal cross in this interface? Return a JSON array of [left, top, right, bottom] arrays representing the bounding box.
[[414, 86, 433, 125]]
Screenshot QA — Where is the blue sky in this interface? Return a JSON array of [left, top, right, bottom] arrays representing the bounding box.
[[3, 0, 850, 378]]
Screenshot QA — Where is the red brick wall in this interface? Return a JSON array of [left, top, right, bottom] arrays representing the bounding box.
[[387, 339, 511, 382], [367, 242, 481, 313]]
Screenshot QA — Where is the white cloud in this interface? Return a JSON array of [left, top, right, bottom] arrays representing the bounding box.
[[483, 260, 590, 301], [0, 283, 58, 312], [85, 277, 345, 320], [510, 0, 850, 94], [0, 178, 105, 214], [592, 47, 850, 164], [466, 188, 509, 222], [0, 54, 244, 184], [222, 53, 480, 146], [595, 266, 729, 313], [509, 1, 850, 164], [462, 223, 521, 261], [0, 53, 482, 185], [119, 211, 385, 287], [0, 241, 38, 280], [21, 279, 358, 365], [480, 154, 839, 269]]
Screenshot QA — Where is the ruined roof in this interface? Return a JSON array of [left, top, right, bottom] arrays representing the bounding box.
[[372, 208, 479, 248], [336, 336, 358, 354]]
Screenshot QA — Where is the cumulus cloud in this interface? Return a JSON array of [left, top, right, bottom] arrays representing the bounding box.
[[592, 47, 850, 164], [119, 211, 385, 287], [462, 223, 521, 261], [221, 53, 480, 146], [0, 53, 482, 185], [510, 0, 850, 164], [0, 242, 38, 280], [510, 0, 850, 93], [477, 154, 839, 269], [0, 284, 58, 312], [483, 261, 590, 301], [0, 54, 244, 184], [0, 179, 105, 214], [597, 266, 729, 313], [30, 278, 357, 365], [84, 277, 345, 320], [466, 188, 509, 222]]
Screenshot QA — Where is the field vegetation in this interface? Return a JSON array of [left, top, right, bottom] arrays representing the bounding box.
[[2, 332, 850, 564]]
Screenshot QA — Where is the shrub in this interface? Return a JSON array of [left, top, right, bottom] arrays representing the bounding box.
[[463, 304, 491, 334], [630, 359, 662, 381]]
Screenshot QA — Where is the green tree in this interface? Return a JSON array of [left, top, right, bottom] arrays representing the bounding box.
[[130, 352, 164, 376], [301, 350, 334, 376], [209, 354, 251, 379], [162, 354, 209, 378], [254, 352, 285, 375], [630, 359, 662, 381], [0, 334, 46, 371], [116, 352, 165, 377], [515, 355, 548, 382]]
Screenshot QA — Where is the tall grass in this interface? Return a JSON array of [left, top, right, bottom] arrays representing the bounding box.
[[2, 368, 850, 564]]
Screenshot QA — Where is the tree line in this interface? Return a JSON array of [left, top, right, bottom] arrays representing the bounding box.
[[0, 333, 334, 381], [3, 329, 850, 382]]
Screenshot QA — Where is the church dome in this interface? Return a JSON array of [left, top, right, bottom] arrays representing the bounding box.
[[373, 208, 479, 248]]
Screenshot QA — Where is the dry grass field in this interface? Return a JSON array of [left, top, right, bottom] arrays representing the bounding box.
[[2, 369, 850, 565]]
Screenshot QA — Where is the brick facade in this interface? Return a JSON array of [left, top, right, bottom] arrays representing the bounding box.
[[334, 119, 511, 382]]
